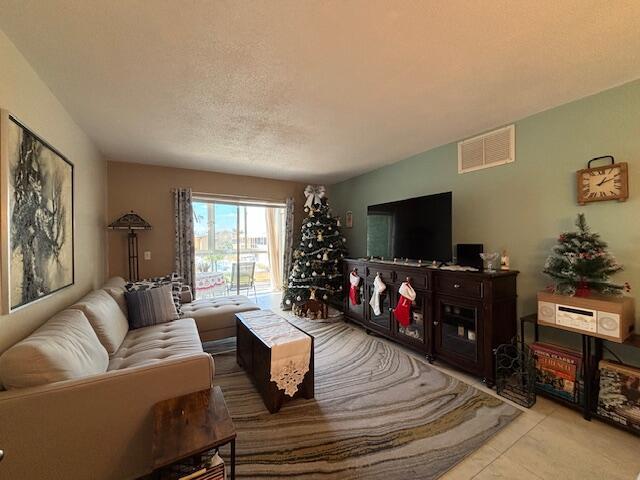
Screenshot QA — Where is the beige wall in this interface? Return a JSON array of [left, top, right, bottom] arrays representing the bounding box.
[[107, 161, 305, 280], [0, 30, 107, 354]]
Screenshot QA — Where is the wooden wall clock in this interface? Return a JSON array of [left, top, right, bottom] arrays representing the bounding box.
[[577, 155, 629, 205]]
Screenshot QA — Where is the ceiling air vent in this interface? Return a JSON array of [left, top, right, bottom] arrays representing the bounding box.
[[458, 125, 515, 174]]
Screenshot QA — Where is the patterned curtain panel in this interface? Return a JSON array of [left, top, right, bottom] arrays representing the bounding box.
[[173, 188, 195, 290], [282, 197, 295, 284]]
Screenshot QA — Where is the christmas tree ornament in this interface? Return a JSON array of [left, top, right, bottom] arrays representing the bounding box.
[[328, 226, 332, 231], [308, 242, 313, 248], [317, 254, 322, 259], [296, 296, 301, 301], [323, 294, 328, 300], [393, 281, 416, 327], [543, 214, 627, 296], [312, 271, 317, 277], [304, 184, 326, 208], [317, 233, 323, 241], [305, 261, 310, 266], [285, 299, 291, 305], [329, 243, 333, 248], [301, 273, 306, 278], [322, 252, 329, 261]]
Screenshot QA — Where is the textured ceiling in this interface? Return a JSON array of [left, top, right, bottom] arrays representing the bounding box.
[[1, 1, 640, 183]]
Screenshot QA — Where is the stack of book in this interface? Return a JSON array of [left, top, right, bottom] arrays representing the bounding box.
[[162, 451, 226, 480], [531, 342, 583, 403]]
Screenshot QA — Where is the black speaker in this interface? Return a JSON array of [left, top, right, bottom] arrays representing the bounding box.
[[456, 244, 483, 269]]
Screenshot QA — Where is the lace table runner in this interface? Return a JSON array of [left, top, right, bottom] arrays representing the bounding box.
[[241, 310, 311, 396]]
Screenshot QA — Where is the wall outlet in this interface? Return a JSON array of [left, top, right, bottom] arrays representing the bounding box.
[[144, 251, 151, 260]]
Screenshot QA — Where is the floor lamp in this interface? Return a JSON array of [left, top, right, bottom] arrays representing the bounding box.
[[107, 211, 152, 281]]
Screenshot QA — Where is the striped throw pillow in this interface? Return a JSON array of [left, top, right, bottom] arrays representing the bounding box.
[[124, 272, 184, 316], [125, 285, 179, 329]]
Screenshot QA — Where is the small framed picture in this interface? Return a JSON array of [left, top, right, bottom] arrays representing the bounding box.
[[345, 211, 353, 228]]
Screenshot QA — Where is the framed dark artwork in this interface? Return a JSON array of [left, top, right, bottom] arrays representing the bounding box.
[[0, 111, 74, 312]]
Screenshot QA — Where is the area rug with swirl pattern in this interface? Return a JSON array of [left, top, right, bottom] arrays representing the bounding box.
[[203, 318, 519, 479]]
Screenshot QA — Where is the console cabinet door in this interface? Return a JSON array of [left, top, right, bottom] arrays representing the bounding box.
[[365, 267, 395, 333], [393, 289, 429, 347], [433, 295, 483, 374], [344, 269, 365, 321]]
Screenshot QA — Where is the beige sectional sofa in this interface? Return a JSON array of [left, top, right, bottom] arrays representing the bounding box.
[[182, 295, 260, 341], [0, 277, 228, 480]]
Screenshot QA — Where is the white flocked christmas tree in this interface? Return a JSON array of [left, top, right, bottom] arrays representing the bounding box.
[[282, 185, 347, 316]]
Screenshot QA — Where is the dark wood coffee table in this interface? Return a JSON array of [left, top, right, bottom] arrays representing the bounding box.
[[236, 310, 314, 413], [152, 386, 236, 479]]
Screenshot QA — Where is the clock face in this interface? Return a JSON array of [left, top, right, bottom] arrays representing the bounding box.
[[581, 166, 623, 200]]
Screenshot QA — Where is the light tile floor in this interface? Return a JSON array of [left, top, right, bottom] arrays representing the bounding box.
[[435, 362, 640, 480], [254, 293, 640, 479]]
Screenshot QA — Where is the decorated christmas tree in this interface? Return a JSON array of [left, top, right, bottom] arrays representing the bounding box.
[[282, 185, 347, 316], [543, 213, 628, 297]]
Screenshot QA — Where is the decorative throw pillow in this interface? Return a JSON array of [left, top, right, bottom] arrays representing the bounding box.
[[125, 272, 184, 316], [125, 285, 179, 329]]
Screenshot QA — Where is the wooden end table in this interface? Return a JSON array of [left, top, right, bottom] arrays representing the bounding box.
[[152, 386, 236, 479]]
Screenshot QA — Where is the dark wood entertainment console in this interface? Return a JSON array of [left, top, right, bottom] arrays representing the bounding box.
[[343, 258, 518, 385]]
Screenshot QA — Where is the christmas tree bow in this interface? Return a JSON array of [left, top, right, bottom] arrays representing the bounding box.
[[304, 184, 326, 208]]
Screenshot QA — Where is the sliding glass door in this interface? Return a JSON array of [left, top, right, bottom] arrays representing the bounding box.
[[193, 198, 285, 300]]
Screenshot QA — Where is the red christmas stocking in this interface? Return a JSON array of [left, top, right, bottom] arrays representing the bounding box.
[[393, 282, 416, 327], [393, 296, 412, 327], [349, 272, 361, 305]]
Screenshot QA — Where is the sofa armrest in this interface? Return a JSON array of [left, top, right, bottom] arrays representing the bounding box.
[[0, 353, 214, 480], [180, 285, 193, 304]]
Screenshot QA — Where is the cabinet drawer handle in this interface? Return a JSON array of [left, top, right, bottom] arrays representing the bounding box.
[[453, 283, 461, 288], [0, 449, 4, 463]]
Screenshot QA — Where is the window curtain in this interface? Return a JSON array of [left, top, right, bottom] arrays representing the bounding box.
[[282, 197, 295, 284], [265, 207, 282, 291], [173, 188, 196, 290]]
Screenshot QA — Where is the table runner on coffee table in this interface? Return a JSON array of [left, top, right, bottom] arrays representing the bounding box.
[[240, 310, 311, 396]]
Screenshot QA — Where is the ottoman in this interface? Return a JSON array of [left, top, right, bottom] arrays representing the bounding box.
[[182, 296, 260, 342]]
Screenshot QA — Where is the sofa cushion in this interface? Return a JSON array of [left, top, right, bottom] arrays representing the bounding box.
[[125, 285, 179, 329], [103, 276, 127, 290], [108, 318, 204, 371], [69, 290, 129, 355], [0, 309, 109, 389], [103, 286, 128, 317], [181, 295, 259, 335]]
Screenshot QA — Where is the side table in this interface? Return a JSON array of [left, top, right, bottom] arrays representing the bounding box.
[[521, 313, 640, 437], [152, 386, 236, 479]]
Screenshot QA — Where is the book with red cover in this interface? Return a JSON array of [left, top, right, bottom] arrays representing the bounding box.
[[531, 342, 583, 402]]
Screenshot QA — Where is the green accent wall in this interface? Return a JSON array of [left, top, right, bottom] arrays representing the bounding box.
[[330, 79, 640, 361]]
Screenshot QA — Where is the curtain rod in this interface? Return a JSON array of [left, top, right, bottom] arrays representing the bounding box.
[[191, 191, 288, 207]]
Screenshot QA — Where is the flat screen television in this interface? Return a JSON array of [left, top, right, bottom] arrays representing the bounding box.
[[366, 192, 452, 262]]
